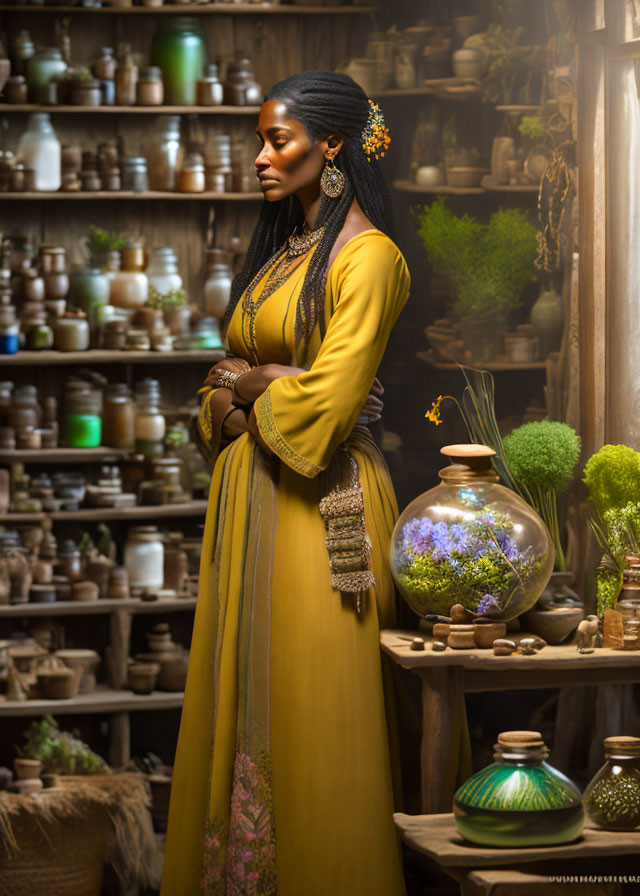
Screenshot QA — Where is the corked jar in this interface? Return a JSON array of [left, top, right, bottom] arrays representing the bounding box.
[[583, 736, 640, 830], [453, 730, 584, 847]]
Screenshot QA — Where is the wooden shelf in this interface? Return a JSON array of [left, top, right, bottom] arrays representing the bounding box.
[[0, 500, 208, 523], [0, 446, 128, 463], [0, 3, 376, 13], [0, 103, 260, 115], [0, 686, 184, 717], [0, 348, 224, 366], [0, 597, 196, 616], [481, 174, 540, 193], [0, 190, 263, 201], [417, 349, 547, 372], [395, 179, 486, 196]]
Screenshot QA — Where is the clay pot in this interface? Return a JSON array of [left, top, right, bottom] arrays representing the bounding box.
[[148, 772, 172, 832], [156, 651, 189, 691], [432, 622, 451, 641], [448, 624, 476, 650], [29, 584, 56, 603], [473, 622, 507, 648], [128, 661, 160, 694], [12, 778, 43, 795], [520, 605, 584, 645], [32, 558, 53, 584], [84, 556, 112, 598], [72, 580, 99, 602], [37, 667, 80, 700], [14, 757, 42, 780], [108, 566, 130, 600], [55, 649, 100, 693]]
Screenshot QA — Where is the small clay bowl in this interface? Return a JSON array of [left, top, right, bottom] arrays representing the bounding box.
[[128, 662, 160, 695], [473, 621, 507, 649], [29, 584, 57, 604], [72, 580, 99, 602], [14, 757, 42, 780], [448, 624, 476, 649]]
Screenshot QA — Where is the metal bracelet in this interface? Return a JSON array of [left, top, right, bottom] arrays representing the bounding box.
[[211, 369, 241, 391]]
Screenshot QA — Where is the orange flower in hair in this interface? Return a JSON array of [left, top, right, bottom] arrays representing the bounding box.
[[361, 100, 391, 162]]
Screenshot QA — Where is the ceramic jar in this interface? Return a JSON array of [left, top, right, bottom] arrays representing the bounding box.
[[203, 248, 233, 320], [584, 736, 640, 830], [68, 267, 110, 316], [16, 114, 61, 192], [146, 115, 181, 192], [395, 43, 418, 89], [164, 532, 189, 593], [54, 314, 89, 351], [491, 136, 516, 186], [135, 402, 165, 456], [222, 58, 261, 106], [205, 134, 232, 192], [452, 47, 484, 79], [177, 152, 205, 192], [531, 287, 564, 360], [151, 17, 208, 105], [121, 156, 148, 192], [125, 526, 164, 592], [146, 247, 182, 295], [115, 53, 137, 105], [338, 58, 377, 96], [109, 247, 148, 309], [5, 75, 28, 104], [94, 47, 116, 81], [136, 67, 164, 106], [454, 730, 584, 846], [26, 48, 66, 105], [196, 64, 223, 105], [390, 444, 553, 620], [102, 383, 135, 450], [69, 79, 101, 107]]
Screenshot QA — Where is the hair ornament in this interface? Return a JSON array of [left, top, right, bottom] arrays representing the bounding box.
[[361, 99, 391, 162]]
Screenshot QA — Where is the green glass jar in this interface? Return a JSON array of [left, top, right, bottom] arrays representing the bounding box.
[[66, 414, 101, 448], [453, 730, 584, 847], [583, 736, 640, 830], [151, 17, 208, 105]]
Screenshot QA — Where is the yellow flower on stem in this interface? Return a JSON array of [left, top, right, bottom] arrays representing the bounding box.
[[425, 394, 458, 426]]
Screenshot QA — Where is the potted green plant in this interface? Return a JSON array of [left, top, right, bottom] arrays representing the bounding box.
[[583, 445, 640, 615], [17, 715, 105, 775], [416, 199, 538, 361]]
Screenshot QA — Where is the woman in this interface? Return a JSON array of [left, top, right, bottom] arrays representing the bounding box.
[[161, 71, 411, 896]]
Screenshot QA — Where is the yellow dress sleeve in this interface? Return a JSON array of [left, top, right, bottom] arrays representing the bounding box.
[[253, 232, 410, 478]]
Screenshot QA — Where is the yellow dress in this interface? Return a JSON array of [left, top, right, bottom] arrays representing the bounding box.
[[161, 229, 411, 896]]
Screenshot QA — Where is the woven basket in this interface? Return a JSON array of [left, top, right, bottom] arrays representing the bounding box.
[[0, 809, 106, 896]]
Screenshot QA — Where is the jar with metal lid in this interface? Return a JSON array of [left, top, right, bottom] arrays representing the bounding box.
[[69, 79, 102, 107], [121, 156, 148, 192], [115, 53, 137, 106], [146, 115, 181, 191], [584, 736, 640, 830], [146, 247, 182, 295], [196, 63, 223, 106], [136, 67, 164, 106], [177, 152, 205, 193], [124, 526, 164, 592], [94, 47, 116, 81], [454, 730, 584, 847], [102, 383, 135, 450]]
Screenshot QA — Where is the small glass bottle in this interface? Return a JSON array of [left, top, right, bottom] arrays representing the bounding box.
[[146, 115, 182, 192], [124, 526, 164, 593], [136, 67, 164, 106], [94, 47, 116, 81], [196, 63, 223, 106], [102, 383, 136, 450], [584, 737, 640, 830], [115, 52, 138, 106], [64, 388, 102, 448], [16, 114, 61, 192], [146, 247, 182, 295], [0, 306, 19, 355], [177, 152, 205, 193]]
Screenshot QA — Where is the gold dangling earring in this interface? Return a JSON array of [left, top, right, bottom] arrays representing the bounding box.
[[320, 154, 345, 198]]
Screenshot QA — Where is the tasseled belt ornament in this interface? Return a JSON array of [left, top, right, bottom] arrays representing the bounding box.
[[319, 446, 375, 613]]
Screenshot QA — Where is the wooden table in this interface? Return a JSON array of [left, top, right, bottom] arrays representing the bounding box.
[[395, 813, 637, 895], [381, 630, 640, 814]]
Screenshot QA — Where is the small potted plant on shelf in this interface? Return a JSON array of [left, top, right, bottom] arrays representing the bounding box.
[[16, 715, 105, 778], [416, 198, 538, 362]]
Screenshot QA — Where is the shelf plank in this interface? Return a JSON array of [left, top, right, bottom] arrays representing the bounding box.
[[0, 686, 184, 716], [394, 179, 486, 196], [0, 3, 376, 13], [0, 103, 260, 115], [481, 174, 540, 193], [0, 597, 197, 616], [0, 447, 128, 463], [0, 190, 263, 201], [0, 348, 224, 366], [417, 349, 547, 372], [48, 500, 208, 522]]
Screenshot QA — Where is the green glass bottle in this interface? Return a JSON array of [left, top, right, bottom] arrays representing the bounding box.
[[453, 730, 584, 847], [583, 736, 640, 830], [151, 17, 208, 106]]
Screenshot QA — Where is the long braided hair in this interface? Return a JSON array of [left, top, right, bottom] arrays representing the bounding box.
[[223, 70, 395, 363]]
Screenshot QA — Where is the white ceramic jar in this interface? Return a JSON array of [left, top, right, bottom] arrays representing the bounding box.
[[124, 526, 164, 591], [17, 113, 61, 191]]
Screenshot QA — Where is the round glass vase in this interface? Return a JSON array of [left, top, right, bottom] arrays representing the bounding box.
[[390, 444, 554, 621], [454, 731, 584, 847], [583, 736, 640, 830]]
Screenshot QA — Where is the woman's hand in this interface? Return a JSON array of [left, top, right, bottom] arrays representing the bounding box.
[[202, 357, 251, 390], [222, 407, 249, 439], [234, 363, 305, 404], [360, 377, 384, 420], [247, 406, 272, 454]]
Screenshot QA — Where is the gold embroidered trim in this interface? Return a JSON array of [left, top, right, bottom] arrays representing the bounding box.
[[253, 389, 322, 479], [319, 448, 375, 612], [198, 388, 214, 446]]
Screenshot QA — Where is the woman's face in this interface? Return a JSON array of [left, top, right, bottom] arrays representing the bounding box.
[[255, 99, 329, 201]]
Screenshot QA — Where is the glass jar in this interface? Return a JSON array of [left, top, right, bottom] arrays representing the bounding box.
[[0, 321, 19, 355], [125, 526, 164, 592], [68, 266, 110, 316], [64, 388, 102, 448], [12, 30, 35, 77], [102, 383, 135, 450], [390, 444, 554, 621], [69, 79, 102, 107], [135, 403, 165, 456], [146, 247, 182, 295], [121, 156, 148, 192], [53, 315, 90, 351], [115, 53, 137, 106], [146, 115, 181, 192], [16, 114, 61, 192], [136, 66, 164, 106], [584, 736, 640, 830], [203, 248, 232, 320], [94, 47, 116, 81], [26, 48, 66, 105], [177, 152, 205, 193], [454, 730, 584, 847], [222, 57, 261, 106], [109, 246, 148, 310], [196, 63, 223, 106], [191, 316, 222, 350], [151, 16, 208, 105], [164, 531, 189, 593], [5, 76, 28, 105], [205, 134, 232, 192]]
